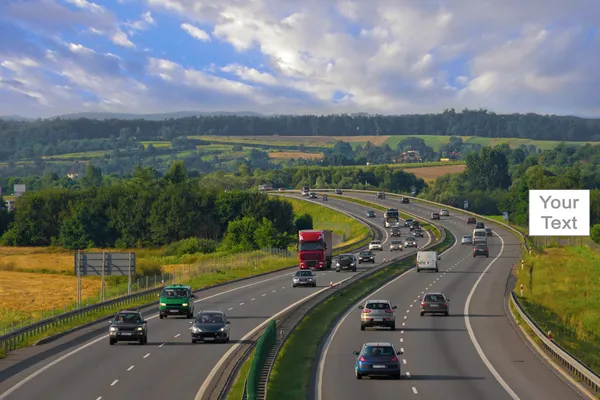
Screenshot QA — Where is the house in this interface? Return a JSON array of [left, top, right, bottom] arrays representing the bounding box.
[[399, 150, 422, 163], [66, 171, 79, 180]]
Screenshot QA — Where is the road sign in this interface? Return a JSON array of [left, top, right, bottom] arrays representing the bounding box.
[[503, 212, 509, 221], [464, 200, 469, 209], [411, 188, 417, 196]]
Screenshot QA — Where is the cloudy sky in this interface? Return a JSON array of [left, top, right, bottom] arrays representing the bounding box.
[[0, 0, 599, 118]]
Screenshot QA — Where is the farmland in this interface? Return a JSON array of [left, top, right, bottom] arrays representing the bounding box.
[[406, 164, 466, 184]]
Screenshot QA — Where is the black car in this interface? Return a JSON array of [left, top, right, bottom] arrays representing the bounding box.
[[473, 244, 489, 257], [404, 218, 413, 227], [376, 192, 386, 199], [391, 227, 401, 237], [366, 210, 376, 218], [410, 220, 420, 231], [401, 197, 410, 204], [358, 251, 375, 264], [413, 228, 423, 237], [335, 189, 343, 195], [109, 310, 148, 345], [190, 310, 231, 343], [475, 222, 485, 229], [336, 254, 358, 272]]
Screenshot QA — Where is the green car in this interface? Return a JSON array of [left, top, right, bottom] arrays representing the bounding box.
[[159, 284, 196, 319]]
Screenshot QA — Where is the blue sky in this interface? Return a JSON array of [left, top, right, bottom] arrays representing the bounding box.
[[0, 0, 599, 118]]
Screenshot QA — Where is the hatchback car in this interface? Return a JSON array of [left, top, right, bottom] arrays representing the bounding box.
[[335, 189, 343, 194], [475, 222, 485, 229], [353, 342, 403, 380], [366, 210, 376, 218], [404, 218, 413, 227], [389, 240, 403, 251], [485, 228, 493, 237], [391, 227, 401, 237], [467, 217, 476, 224], [109, 310, 148, 345], [440, 209, 450, 216], [413, 228, 424, 237], [473, 244, 489, 257], [292, 270, 317, 287], [359, 299, 397, 330], [190, 310, 230, 343], [431, 212, 440, 220], [309, 192, 318, 199], [404, 236, 417, 248], [369, 240, 383, 251], [461, 235, 473, 245], [401, 197, 410, 204], [420, 293, 450, 316], [358, 250, 375, 264], [336, 254, 358, 272]]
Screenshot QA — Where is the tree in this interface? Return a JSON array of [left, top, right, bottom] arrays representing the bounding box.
[[294, 213, 313, 231], [164, 161, 188, 184], [81, 164, 103, 188]]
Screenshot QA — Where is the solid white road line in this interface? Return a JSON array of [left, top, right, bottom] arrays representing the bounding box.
[[315, 233, 458, 400], [464, 233, 520, 399]]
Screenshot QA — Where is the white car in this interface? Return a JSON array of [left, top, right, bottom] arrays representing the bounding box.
[[404, 237, 417, 248], [389, 240, 403, 251], [461, 235, 473, 245], [440, 209, 450, 216], [369, 240, 383, 251]]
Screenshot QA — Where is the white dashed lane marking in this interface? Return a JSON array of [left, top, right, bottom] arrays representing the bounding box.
[[110, 380, 118, 386], [400, 338, 404, 342], [158, 343, 165, 348], [406, 372, 411, 378], [412, 387, 418, 394], [239, 302, 245, 305], [174, 334, 180, 338], [403, 359, 407, 364], [251, 298, 255, 301], [228, 307, 234, 311], [272, 290, 277, 293], [143, 353, 150, 359], [262, 294, 267, 296], [127, 365, 134, 371]]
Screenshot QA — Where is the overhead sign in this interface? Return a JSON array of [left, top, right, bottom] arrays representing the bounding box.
[[529, 190, 589, 236]]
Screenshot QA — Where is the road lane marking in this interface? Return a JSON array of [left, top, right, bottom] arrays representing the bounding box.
[[110, 380, 118, 387], [143, 353, 150, 358], [240, 302, 245, 305], [272, 290, 276, 292], [406, 372, 411, 378], [262, 294, 266, 296], [251, 298, 255, 301], [412, 387, 418, 394], [228, 307, 234, 310], [158, 343, 165, 347], [174, 334, 180, 338], [96, 397, 102, 400], [400, 338, 403, 342], [403, 359, 407, 364], [401, 347, 404, 352], [127, 366, 134, 371]]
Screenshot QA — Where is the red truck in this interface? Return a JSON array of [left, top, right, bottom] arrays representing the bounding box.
[[298, 229, 333, 270]]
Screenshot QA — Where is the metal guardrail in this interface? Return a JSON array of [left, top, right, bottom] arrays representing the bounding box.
[[0, 214, 374, 358], [510, 293, 600, 393], [298, 188, 600, 395]]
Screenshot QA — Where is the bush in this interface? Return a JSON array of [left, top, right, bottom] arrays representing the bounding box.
[[294, 213, 313, 231], [162, 237, 218, 257]]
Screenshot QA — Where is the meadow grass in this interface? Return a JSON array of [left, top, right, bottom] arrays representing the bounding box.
[[42, 150, 107, 159], [140, 140, 171, 148], [266, 229, 454, 400], [516, 246, 600, 373], [189, 135, 333, 148], [268, 151, 324, 160]]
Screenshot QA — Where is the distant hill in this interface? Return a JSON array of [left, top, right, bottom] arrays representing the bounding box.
[[0, 115, 33, 121], [53, 111, 266, 120]]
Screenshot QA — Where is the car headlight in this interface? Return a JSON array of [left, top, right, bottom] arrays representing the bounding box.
[[160, 303, 166, 306], [110, 327, 117, 332], [137, 327, 143, 331], [293, 278, 299, 282], [219, 327, 225, 332], [336, 263, 340, 267], [350, 263, 355, 266], [182, 303, 188, 307], [191, 327, 201, 333], [307, 278, 313, 281]]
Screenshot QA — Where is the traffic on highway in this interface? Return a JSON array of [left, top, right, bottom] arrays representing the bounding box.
[[0, 192, 587, 400]]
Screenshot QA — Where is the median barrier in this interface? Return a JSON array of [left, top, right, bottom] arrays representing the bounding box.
[[247, 320, 277, 400]]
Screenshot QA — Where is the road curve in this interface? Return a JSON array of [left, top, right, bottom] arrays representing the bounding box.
[[0, 196, 413, 400], [317, 193, 587, 400]]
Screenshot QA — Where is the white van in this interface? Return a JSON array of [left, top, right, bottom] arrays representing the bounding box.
[[416, 251, 441, 273], [472, 229, 487, 244]]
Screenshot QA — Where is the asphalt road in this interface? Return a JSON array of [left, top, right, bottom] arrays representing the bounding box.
[[0, 195, 425, 400], [318, 192, 587, 400]]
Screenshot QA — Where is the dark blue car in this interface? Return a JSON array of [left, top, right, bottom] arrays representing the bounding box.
[[353, 342, 403, 379]]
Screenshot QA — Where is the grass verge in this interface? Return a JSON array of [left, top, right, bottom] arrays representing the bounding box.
[[328, 194, 441, 240], [283, 197, 371, 248], [516, 246, 600, 373], [227, 347, 256, 400], [266, 228, 454, 399]]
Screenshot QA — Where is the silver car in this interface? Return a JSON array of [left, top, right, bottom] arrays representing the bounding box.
[[292, 270, 317, 287], [420, 292, 450, 316], [440, 209, 450, 216], [369, 240, 383, 251], [404, 236, 417, 248], [389, 240, 403, 251], [359, 299, 397, 330], [461, 235, 473, 245]]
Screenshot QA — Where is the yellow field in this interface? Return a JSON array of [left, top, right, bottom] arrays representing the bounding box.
[[0, 246, 74, 273], [406, 164, 466, 183], [268, 151, 324, 160], [333, 135, 391, 146], [0, 271, 101, 313]]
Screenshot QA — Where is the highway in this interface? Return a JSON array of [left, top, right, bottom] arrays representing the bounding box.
[[317, 192, 587, 400], [0, 195, 425, 400]]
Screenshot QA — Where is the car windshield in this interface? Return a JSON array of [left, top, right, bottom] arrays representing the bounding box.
[[424, 294, 445, 302], [365, 302, 391, 309], [406, 237, 415, 241], [363, 346, 395, 356], [162, 288, 189, 298], [338, 255, 353, 262], [463, 236, 471, 239], [114, 313, 142, 324], [299, 240, 324, 251], [360, 251, 372, 256], [296, 270, 313, 277], [391, 240, 401, 244], [196, 314, 224, 324], [371, 241, 380, 245]]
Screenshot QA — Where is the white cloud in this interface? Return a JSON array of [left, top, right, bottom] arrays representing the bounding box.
[[180, 23, 210, 41], [1, 0, 600, 117]]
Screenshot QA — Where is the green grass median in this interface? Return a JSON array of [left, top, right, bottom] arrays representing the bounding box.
[[266, 228, 454, 400]]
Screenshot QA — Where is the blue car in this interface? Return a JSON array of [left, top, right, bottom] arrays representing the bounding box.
[[353, 342, 403, 379]]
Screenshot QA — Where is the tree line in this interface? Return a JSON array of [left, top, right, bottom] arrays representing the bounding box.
[[0, 162, 314, 251], [2, 108, 599, 162]]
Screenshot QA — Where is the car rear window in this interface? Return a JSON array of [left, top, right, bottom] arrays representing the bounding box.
[[424, 294, 445, 302], [371, 241, 381, 244], [363, 346, 395, 356], [366, 302, 391, 310]]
